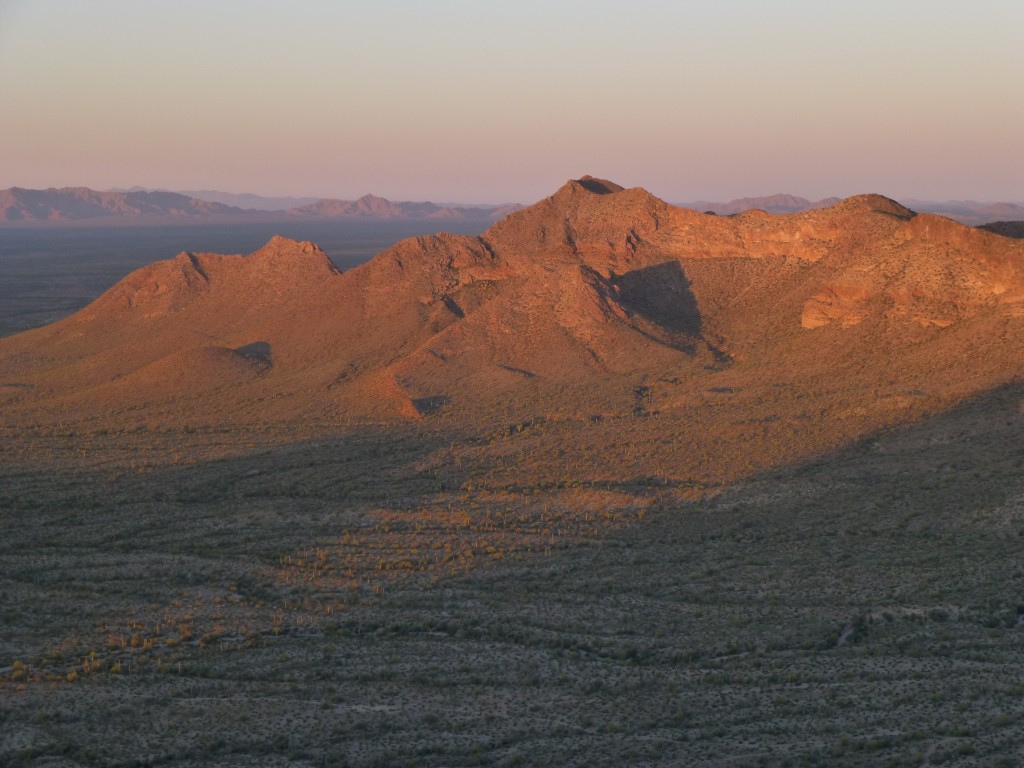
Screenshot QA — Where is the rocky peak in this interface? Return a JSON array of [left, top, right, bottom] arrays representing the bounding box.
[[832, 194, 916, 220]]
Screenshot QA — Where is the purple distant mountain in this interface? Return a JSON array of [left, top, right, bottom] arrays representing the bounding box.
[[680, 193, 1024, 226], [0, 187, 520, 224]]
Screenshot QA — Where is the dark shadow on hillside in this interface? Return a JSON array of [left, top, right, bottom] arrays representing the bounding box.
[[575, 177, 622, 195], [412, 395, 451, 415], [234, 341, 272, 364], [711, 381, 1024, 518], [613, 261, 702, 337], [979, 221, 1024, 239]]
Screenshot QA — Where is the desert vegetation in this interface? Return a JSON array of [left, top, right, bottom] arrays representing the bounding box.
[[2, 382, 1024, 766]]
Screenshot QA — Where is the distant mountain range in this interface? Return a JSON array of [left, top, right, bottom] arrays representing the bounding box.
[[901, 199, 1024, 227], [678, 194, 842, 215], [0, 187, 521, 225], [176, 190, 321, 211], [2, 186, 1020, 227], [287, 194, 522, 221], [0, 187, 240, 223], [679, 193, 1024, 226]]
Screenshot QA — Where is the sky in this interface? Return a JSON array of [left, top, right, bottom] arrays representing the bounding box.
[[1, 0, 1022, 204]]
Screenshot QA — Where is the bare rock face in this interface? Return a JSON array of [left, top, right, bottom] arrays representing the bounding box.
[[801, 283, 874, 329], [2, 177, 1024, 431], [74, 236, 339, 326]]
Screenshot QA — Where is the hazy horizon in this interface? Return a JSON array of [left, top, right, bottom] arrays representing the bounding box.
[[6, 184, 1024, 209], [2, 1, 1022, 204]]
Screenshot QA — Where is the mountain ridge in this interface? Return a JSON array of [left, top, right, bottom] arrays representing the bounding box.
[[3, 176, 1023, 481]]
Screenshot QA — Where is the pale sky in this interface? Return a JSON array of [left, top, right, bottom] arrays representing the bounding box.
[[2, 0, 1022, 203]]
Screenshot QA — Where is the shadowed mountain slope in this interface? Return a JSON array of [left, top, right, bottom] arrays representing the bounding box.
[[2, 177, 1024, 487], [980, 220, 1024, 239]]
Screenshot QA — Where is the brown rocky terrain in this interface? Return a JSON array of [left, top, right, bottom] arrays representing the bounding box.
[[3, 176, 1023, 486]]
